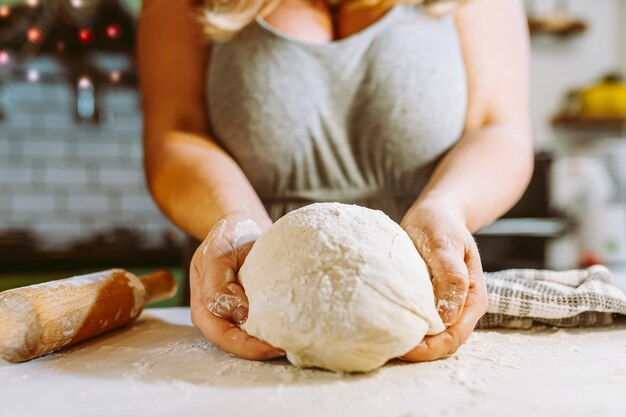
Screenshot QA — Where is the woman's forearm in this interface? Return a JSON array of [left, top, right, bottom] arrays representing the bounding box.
[[415, 124, 534, 233], [144, 131, 271, 241], [137, 1, 268, 241]]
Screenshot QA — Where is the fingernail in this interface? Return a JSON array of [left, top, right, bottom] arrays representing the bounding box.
[[231, 306, 248, 324], [266, 348, 285, 359]]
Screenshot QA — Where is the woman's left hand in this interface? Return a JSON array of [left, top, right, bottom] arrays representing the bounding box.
[[399, 198, 489, 361]]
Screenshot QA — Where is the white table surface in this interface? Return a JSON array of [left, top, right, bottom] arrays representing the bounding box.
[[1, 307, 625, 417]]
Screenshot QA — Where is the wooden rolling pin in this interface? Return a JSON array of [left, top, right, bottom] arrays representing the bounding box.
[[0, 268, 177, 363]]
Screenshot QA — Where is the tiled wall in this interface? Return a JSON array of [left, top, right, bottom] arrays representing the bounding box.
[[0, 74, 174, 249]]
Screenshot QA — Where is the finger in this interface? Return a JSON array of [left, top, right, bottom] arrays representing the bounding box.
[[206, 240, 256, 323], [199, 219, 254, 270], [462, 236, 488, 317], [233, 240, 255, 271], [206, 282, 250, 324], [230, 219, 262, 251], [427, 248, 470, 325], [192, 247, 247, 323], [200, 218, 230, 258], [197, 226, 255, 323], [400, 306, 477, 362], [191, 295, 285, 360], [403, 224, 469, 326], [465, 236, 487, 294], [401, 273, 488, 362]]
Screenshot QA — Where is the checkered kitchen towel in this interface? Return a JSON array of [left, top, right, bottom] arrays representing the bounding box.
[[477, 265, 626, 329]]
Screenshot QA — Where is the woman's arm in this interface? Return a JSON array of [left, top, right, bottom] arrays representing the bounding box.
[[138, 0, 282, 360], [137, 0, 272, 240], [417, 0, 534, 232], [401, 0, 532, 361]]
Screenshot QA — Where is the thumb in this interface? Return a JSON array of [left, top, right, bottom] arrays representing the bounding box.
[[199, 219, 257, 325], [207, 281, 250, 324], [426, 248, 470, 326], [207, 240, 256, 324]]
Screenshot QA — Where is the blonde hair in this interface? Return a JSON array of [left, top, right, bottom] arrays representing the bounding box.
[[195, 0, 464, 41]]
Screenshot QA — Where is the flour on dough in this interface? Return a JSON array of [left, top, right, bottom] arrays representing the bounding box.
[[239, 203, 445, 372]]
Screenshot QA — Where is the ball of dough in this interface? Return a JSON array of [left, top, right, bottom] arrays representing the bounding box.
[[239, 203, 445, 372]]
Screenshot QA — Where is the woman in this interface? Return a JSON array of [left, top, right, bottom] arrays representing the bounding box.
[[137, 0, 533, 362]]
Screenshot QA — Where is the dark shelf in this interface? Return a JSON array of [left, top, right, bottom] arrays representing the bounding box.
[[528, 19, 587, 37], [552, 114, 626, 132], [0, 246, 182, 272], [0, 228, 183, 272]]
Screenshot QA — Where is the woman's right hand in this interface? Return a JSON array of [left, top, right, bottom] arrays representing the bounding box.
[[189, 215, 285, 360]]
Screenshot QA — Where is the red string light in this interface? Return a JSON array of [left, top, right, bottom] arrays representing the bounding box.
[[110, 70, 121, 83], [27, 27, 43, 43], [106, 23, 122, 39], [78, 28, 94, 44], [0, 50, 10, 66], [0, 6, 10, 18]]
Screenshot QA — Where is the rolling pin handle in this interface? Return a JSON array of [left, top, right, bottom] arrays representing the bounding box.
[[140, 270, 178, 305]]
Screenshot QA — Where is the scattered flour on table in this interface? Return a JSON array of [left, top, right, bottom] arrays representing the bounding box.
[[7, 313, 624, 417]]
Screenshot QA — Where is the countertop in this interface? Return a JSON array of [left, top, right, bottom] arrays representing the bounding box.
[[1, 307, 625, 417]]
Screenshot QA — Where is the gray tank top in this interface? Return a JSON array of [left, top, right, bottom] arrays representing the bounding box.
[[207, 4, 467, 222]]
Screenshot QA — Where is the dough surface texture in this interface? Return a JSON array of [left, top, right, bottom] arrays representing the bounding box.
[[240, 203, 445, 372]]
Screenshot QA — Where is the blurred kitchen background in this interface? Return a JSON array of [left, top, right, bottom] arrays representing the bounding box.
[[1, 0, 626, 302]]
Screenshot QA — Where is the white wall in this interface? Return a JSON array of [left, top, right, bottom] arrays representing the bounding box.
[[528, 0, 626, 148], [620, 0, 626, 69]]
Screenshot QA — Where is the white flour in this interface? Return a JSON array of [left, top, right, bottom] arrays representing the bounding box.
[[231, 218, 261, 247]]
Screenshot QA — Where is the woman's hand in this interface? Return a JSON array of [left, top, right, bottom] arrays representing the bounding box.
[[189, 215, 285, 360], [399, 198, 489, 362]]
